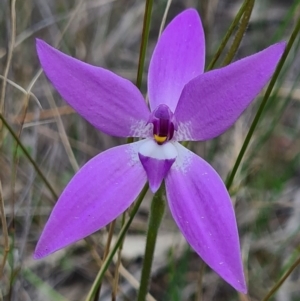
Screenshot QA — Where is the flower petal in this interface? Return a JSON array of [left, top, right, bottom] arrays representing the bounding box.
[[34, 142, 147, 258], [165, 143, 246, 293], [148, 9, 205, 112], [138, 139, 177, 192], [175, 42, 286, 141], [36, 39, 151, 138]]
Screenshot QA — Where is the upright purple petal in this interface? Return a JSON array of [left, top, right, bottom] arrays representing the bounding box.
[[148, 9, 205, 112], [34, 142, 147, 258], [175, 42, 286, 141], [165, 143, 246, 293], [36, 39, 151, 138]]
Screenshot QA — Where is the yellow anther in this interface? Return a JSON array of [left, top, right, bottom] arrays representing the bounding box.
[[154, 134, 167, 144]]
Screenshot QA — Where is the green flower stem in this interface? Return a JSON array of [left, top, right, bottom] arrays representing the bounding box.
[[261, 255, 300, 301], [85, 183, 149, 301], [226, 16, 300, 191], [222, 0, 254, 66], [136, 0, 153, 90], [0, 113, 58, 200], [127, 0, 153, 145], [206, 0, 252, 71], [137, 186, 165, 301], [115, 2, 154, 298]]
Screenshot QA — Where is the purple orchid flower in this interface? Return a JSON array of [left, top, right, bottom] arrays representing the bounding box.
[[34, 9, 285, 293]]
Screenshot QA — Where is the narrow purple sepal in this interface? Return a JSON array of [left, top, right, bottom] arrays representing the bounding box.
[[165, 143, 247, 293], [34, 142, 147, 258], [36, 39, 151, 138], [139, 153, 175, 193], [175, 42, 286, 141], [148, 9, 205, 112]]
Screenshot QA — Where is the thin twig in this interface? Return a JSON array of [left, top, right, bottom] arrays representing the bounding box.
[[261, 256, 300, 301], [94, 220, 116, 301], [24, 0, 85, 97], [1, 2, 25, 285], [0, 113, 58, 200], [158, 0, 172, 36], [226, 16, 300, 190], [0, 75, 41, 108], [136, 0, 153, 90], [84, 184, 149, 301], [87, 237, 157, 301], [45, 84, 79, 172], [0, 180, 9, 277], [195, 259, 205, 301], [0, 0, 16, 112], [118, 264, 157, 301], [112, 215, 125, 301], [222, 0, 254, 66], [206, 0, 251, 71]]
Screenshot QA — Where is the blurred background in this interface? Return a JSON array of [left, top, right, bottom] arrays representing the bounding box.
[[0, 0, 300, 300]]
